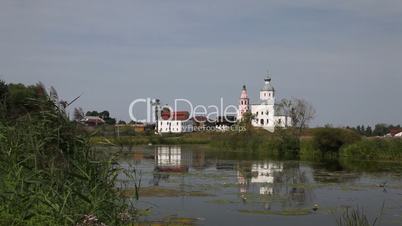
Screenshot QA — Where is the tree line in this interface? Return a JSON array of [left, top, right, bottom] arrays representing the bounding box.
[[347, 124, 401, 137]]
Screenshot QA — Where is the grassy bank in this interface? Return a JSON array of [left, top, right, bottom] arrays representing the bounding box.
[[90, 132, 213, 146], [0, 82, 135, 225], [91, 126, 402, 162], [341, 138, 402, 160]]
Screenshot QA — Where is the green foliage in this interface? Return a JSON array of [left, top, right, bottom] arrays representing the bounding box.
[[312, 128, 361, 156], [209, 128, 300, 159], [299, 138, 321, 161], [349, 123, 401, 137], [3, 82, 47, 119], [337, 206, 382, 226], [341, 138, 402, 160], [85, 110, 117, 125], [0, 82, 132, 225]]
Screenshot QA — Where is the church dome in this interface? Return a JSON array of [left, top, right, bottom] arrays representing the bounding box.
[[261, 76, 275, 92]]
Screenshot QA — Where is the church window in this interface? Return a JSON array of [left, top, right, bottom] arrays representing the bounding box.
[[261, 111, 264, 115], [260, 119, 264, 125], [267, 119, 269, 124]]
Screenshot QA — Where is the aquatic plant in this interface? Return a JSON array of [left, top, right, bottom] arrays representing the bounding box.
[[336, 206, 383, 226], [0, 82, 137, 225]]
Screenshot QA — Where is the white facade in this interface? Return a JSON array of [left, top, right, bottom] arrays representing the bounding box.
[[237, 162, 283, 195], [250, 76, 291, 132], [158, 119, 194, 133]]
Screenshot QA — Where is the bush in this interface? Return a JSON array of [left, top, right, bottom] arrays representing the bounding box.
[[341, 138, 402, 160], [313, 128, 361, 156], [209, 128, 300, 159]]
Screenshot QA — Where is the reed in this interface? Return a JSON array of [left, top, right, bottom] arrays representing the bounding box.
[[336, 205, 383, 226], [0, 86, 136, 225]]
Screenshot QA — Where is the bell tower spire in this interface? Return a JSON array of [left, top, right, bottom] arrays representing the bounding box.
[[237, 84, 250, 121]]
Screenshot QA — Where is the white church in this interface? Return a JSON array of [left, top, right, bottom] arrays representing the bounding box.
[[237, 74, 291, 132]]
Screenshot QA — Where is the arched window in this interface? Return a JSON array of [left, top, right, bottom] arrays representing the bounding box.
[[260, 119, 264, 125], [267, 119, 269, 124]]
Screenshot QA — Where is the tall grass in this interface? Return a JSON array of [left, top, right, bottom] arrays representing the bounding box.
[[336, 205, 383, 226], [0, 98, 133, 225], [341, 138, 402, 160], [208, 128, 300, 159]]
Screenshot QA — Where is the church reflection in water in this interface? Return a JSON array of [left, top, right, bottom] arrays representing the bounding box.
[[154, 146, 191, 173], [237, 162, 283, 195], [152, 146, 194, 186], [148, 146, 310, 206]]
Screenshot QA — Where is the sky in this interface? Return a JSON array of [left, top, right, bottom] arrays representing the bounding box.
[[1, 0, 401, 126]]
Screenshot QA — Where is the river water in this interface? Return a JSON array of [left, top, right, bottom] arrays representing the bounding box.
[[113, 145, 402, 226]]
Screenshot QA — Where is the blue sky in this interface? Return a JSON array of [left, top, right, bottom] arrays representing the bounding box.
[[1, 0, 402, 126]]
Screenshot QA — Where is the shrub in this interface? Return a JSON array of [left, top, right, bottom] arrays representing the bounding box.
[[341, 138, 402, 160], [313, 128, 361, 156]]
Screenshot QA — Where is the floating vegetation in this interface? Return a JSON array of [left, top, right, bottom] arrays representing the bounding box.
[[238, 208, 311, 216], [121, 186, 212, 198], [133, 216, 197, 226], [207, 199, 240, 205]]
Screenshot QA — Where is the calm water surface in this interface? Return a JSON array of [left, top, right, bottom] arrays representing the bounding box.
[[113, 145, 402, 226]]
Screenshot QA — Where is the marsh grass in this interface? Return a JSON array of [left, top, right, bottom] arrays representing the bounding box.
[[341, 138, 402, 161], [0, 90, 138, 225], [336, 204, 384, 226]]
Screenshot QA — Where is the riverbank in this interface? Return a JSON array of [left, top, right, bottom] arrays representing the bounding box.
[[91, 128, 402, 161]]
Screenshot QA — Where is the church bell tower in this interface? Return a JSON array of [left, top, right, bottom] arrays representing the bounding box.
[[237, 85, 250, 121]]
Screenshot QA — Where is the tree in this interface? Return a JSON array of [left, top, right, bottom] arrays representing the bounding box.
[[277, 98, 315, 134], [373, 124, 389, 136], [365, 126, 373, 136], [99, 110, 110, 119], [238, 112, 254, 130], [290, 98, 315, 134], [276, 98, 293, 127], [0, 80, 8, 100], [117, 120, 126, 125], [86, 111, 99, 117]]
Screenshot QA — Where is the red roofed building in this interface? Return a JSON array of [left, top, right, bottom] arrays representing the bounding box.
[[161, 111, 190, 121], [158, 111, 194, 134], [388, 128, 402, 137], [81, 116, 105, 127]]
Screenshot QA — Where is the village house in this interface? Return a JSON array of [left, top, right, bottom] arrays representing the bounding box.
[[80, 116, 105, 127], [157, 111, 194, 134]]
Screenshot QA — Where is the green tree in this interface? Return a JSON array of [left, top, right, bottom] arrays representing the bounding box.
[[313, 128, 361, 156], [365, 126, 373, 136], [373, 124, 389, 136]]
